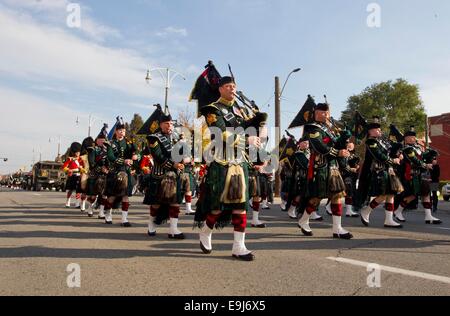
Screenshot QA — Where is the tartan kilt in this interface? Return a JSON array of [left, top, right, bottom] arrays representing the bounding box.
[[281, 175, 293, 194], [306, 165, 329, 199], [194, 161, 250, 229], [201, 161, 249, 213], [86, 175, 106, 196], [104, 172, 133, 198], [402, 174, 421, 197], [258, 174, 269, 198], [291, 173, 307, 198], [368, 169, 390, 196], [143, 175, 183, 206]]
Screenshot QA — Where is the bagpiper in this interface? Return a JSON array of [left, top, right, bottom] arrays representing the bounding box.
[[394, 126, 442, 224], [103, 118, 138, 226], [296, 98, 353, 239], [86, 126, 110, 219], [357, 117, 404, 228], [179, 132, 196, 216], [195, 76, 258, 261], [144, 106, 186, 239]]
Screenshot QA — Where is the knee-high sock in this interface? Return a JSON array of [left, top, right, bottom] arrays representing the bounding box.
[[169, 205, 180, 219], [232, 213, 247, 233]]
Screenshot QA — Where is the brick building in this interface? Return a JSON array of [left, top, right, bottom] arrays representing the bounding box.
[[429, 113, 450, 181]]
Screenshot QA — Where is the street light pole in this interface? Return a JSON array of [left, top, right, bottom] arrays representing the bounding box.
[[146, 67, 186, 110], [274, 68, 301, 197], [274, 77, 281, 197]]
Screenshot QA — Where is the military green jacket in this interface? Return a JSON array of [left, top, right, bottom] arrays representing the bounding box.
[[107, 138, 135, 173], [147, 132, 178, 179], [202, 97, 247, 164]]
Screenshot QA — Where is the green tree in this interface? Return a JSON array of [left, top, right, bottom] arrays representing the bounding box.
[[341, 79, 427, 135], [127, 114, 146, 151]]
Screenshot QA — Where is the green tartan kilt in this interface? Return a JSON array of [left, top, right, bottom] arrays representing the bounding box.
[[202, 161, 249, 213], [306, 165, 329, 199], [143, 175, 183, 205], [290, 174, 307, 199], [368, 169, 389, 197], [402, 176, 421, 197], [281, 176, 293, 194]]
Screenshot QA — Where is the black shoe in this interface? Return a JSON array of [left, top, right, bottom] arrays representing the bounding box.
[[105, 221, 113, 225], [251, 223, 267, 228], [200, 242, 212, 254], [121, 222, 132, 227], [168, 233, 185, 240], [232, 253, 255, 261], [360, 217, 369, 227], [311, 216, 324, 222], [298, 225, 313, 237], [280, 207, 287, 212], [147, 230, 156, 237], [98, 215, 106, 220], [346, 214, 360, 218], [384, 224, 403, 229], [65, 206, 70, 208], [393, 215, 406, 223], [88, 213, 94, 218], [262, 206, 271, 210], [426, 219, 442, 225], [333, 232, 353, 240]]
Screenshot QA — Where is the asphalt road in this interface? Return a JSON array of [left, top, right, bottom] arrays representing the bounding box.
[[1, 187, 449, 296]]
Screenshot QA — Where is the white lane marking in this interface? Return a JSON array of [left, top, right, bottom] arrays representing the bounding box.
[[327, 257, 450, 285], [33, 193, 42, 196], [434, 227, 450, 231]]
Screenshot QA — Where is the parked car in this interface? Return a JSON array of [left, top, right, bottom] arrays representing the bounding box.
[[442, 183, 450, 201]]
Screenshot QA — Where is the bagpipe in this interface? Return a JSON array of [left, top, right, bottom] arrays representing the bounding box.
[[190, 61, 268, 130]]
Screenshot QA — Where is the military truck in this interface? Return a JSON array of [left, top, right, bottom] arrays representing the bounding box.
[[30, 161, 66, 191]]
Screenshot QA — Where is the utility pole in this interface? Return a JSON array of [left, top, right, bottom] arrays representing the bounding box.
[[274, 76, 281, 197]]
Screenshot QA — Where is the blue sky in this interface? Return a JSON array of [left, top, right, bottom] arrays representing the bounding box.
[[0, 0, 449, 173]]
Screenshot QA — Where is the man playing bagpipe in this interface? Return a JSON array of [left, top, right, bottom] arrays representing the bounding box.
[[86, 126, 110, 219], [63, 142, 86, 209], [103, 119, 138, 226], [194, 76, 262, 261], [294, 97, 353, 239], [178, 132, 196, 216], [287, 137, 321, 222], [357, 117, 404, 228], [144, 106, 186, 239], [394, 126, 442, 225]]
